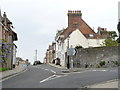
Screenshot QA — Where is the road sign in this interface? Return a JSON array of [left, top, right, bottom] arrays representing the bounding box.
[[67, 48, 76, 56]]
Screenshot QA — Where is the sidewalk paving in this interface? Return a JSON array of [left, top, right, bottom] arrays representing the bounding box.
[[85, 79, 118, 88], [0, 64, 26, 80]]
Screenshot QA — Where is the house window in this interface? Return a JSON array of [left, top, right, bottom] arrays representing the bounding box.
[[89, 34, 94, 38]]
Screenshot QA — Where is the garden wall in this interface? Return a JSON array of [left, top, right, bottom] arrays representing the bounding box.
[[73, 46, 120, 68]]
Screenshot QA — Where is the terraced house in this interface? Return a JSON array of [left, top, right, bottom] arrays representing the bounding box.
[[0, 11, 18, 70]]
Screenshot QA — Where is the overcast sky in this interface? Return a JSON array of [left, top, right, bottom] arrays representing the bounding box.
[[0, 0, 119, 64]]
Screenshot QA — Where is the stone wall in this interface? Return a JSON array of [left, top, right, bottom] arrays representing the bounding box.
[[73, 46, 120, 68]]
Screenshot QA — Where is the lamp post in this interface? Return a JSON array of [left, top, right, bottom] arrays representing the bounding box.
[[35, 50, 37, 61], [67, 37, 70, 69]]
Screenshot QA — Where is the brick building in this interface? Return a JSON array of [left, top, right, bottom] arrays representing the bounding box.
[[44, 42, 56, 64], [0, 12, 18, 69]]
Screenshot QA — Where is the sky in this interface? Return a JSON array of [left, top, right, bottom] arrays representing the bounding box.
[[0, 0, 119, 64]]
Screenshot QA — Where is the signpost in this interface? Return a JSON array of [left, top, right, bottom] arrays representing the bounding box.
[[67, 48, 76, 56], [67, 48, 77, 69]]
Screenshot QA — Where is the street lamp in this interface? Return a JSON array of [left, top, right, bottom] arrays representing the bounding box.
[[35, 50, 37, 61], [67, 36, 70, 69]]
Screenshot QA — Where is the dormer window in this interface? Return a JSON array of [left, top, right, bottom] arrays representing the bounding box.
[[89, 34, 94, 38]]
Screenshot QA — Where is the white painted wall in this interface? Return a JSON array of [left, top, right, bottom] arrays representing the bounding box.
[[13, 44, 17, 65], [56, 29, 106, 67], [68, 29, 88, 48], [88, 39, 105, 47]]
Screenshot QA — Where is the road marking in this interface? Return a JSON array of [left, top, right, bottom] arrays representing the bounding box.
[[39, 74, 68, 83], [41, 68, 45, 70], [50, 70, 56, 74], [40, 75, 56, 83], [44, 69, 49, 71], [0, 68, 28, 82], [71, 69, 109, 74], [91, 70, 107, 72], [37, 67, 57, 74], [48, 75, 61, 81]]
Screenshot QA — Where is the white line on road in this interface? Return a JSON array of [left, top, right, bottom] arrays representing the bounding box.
[[44, 69, 49, 71], [39, 74, 68, 84], [48, 75, 61, 81], [37, 67, 57, 74], [40, 75, 56, 83], [91, 70, 107, 72], [50, 70, 56, 74]]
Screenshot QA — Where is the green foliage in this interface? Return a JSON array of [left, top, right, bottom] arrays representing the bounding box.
[[113, 61, 120, 66], [0, 39, 12, 63], [0, 68, 8, 72], [75, 45, 83, 49], [103, 39, 120, 46], [99, 61, 105, 67], [108, 31, 118, 40]]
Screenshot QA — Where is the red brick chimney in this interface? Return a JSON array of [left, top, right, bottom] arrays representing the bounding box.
[[67, 10, 82, 28]]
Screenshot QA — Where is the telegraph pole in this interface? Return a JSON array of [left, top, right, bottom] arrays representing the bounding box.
[[35, 50, 37, 61]]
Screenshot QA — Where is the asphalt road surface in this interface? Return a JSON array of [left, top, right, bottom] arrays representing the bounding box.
[[2, 64, 118, 88]]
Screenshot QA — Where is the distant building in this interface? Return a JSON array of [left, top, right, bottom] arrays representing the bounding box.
[[44, 42, 56, 64]]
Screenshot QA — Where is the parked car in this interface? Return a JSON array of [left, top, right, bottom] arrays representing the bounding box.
[[33, 60, 42, 65]]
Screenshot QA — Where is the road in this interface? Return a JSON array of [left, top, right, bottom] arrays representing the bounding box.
[[2, 64, 118, 88]]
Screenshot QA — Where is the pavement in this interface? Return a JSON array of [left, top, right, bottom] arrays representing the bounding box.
[[49, 63, 119, 88], [0, 64, 27, 81], [85, 79, 118, 88]]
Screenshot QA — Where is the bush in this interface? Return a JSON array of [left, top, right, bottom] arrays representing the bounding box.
[[99, 61, 105, 67], [113, 61, 120, 66], [103, 39, 120, 46], [75, 45, 83, 49], [0, 68, 8, 72]]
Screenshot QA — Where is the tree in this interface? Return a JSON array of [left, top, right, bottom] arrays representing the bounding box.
[[103, 39, 119, 46], [75, 45, 83, 49], [117, 22, 120, 34], [117, 22, 120, 43], [108, 31, 118, 40]]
